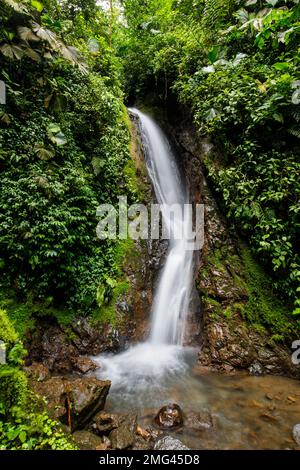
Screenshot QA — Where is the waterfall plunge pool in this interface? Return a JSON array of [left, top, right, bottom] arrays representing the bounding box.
[[94, 346, 300, 450]]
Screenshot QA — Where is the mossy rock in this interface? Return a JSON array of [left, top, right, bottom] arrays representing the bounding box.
[[0, 309, 19, 345], [0, 366, 28, 413]]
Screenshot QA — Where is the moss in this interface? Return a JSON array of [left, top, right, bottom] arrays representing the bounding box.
[[92, 278, 130, 326], [0, 289, 77, 335], [45, 308, 74, 328], [251, 323, 267, 335], [0, 366, 28, 413], [124, 109, 148, 202], [201, 235, 295, 338], [240, 245, 294, 338], [203, 296, 223, 318], [115, 237, 141, 272], [0, 309, 19, 345], [223, 305, 233, 318], [208, 247, 225, 271], [124, 157, 147, 203]]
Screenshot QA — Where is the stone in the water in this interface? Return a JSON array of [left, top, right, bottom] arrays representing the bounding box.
[[293, 424, 300, 445], [154, 436, 190, 450], [109, 414, 137, 449], [154, 404, 183, 429], [91, 411, 121, 435], [185, 410, 213, 430]]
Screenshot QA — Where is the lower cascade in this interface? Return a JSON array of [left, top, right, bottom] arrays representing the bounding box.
[[94, 109, 196, 393]]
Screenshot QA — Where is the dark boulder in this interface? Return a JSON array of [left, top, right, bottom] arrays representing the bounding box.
[[90, 411, 121, 435], [30, 376, 111, 430], [109, 414, 137, 449]]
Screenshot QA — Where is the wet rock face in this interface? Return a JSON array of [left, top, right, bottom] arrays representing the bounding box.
[[25, 362, 51, 382], [154, 404, 184, 429], [73, 356, 98, 374], [154, 436, 190, 450], [197, 311, 299, 377], [29, 374, 111, 431], [26, 319, 118, 374]]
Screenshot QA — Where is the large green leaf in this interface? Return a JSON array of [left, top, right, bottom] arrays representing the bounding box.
[[0, 112, 11, 126], [31, 22, 58, 47], [0, 44, 23, 60], [47, 123, 68, 146], [34, 145, 55, 161], [18, 27, 40, 42], [52, 131, 67, 146], [30, 0, 44, 12], [272, 62, 290, 71], [58, 45, 79, 64], [44, 93, 67, 112], [3, 0, 29, 14], [208, 46, 220, 64], [47, 123, 60, 134], [24, 47, 41, 62]]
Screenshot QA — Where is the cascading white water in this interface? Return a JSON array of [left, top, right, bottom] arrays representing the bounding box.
[[94, 109, 195, 390], [130, 108, 194, 346]]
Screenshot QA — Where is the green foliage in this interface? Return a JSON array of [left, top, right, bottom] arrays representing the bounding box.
[[0, 309, 75, 449], [0, 407, 76, 450], [0, 366, 28, 412], [0, 0, 138, 320]]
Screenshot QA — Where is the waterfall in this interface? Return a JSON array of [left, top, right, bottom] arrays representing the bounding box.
[[129, 108, 194, 345], [94, 108, 195, 387]]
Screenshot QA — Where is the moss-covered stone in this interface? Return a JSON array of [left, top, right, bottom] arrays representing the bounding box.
[[0, 308, 19, 345], [240, 245, 294, 338]]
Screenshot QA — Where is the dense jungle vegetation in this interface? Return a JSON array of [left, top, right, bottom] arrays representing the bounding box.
[[0, 0, 299, 450]]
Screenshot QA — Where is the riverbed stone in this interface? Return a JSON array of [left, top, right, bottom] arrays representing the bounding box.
[[154, 403, 184, 429], [109, 414, 137, 449], [90, 411, 121, 435], [72, 430, 104, 450], [292, 424, 300, 445], [154, 436, 190, 450], [185, 410, 214, 430]]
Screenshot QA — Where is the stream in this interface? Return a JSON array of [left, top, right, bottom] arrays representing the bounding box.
[[94, 109, 300, 450]]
